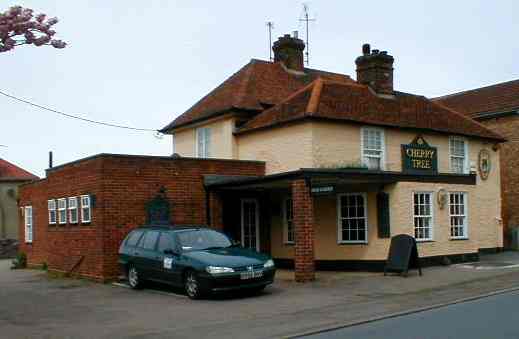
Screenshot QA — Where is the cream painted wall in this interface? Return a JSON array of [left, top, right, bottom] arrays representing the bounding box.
[[173, 116, 237, 159], [0, 182, 22, 240], [269, 129, 502, 260], [271, 175, 502, 260], [237, 122, 315, 174]]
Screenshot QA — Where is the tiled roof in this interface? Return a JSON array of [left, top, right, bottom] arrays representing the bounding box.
[[236, 78, 505, 141], [0, 158, 38, 182], [160, 59, 353, 132], [433, 79, 519, 117]]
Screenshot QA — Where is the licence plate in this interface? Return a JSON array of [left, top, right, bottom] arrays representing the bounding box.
[[240, 270, 263, 280]]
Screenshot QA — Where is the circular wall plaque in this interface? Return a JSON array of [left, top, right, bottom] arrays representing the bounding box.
[[478, 149, 492, 180]]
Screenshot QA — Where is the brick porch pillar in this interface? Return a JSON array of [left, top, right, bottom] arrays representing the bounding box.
[[208, 191, 224, 230], [292, 179, 315, 282]]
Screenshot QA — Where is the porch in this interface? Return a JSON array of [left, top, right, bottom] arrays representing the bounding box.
[[205, 168, 476, 282]]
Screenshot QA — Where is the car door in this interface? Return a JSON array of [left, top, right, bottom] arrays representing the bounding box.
[[157, 232, 183, 286], [135, 230, 161, 281]]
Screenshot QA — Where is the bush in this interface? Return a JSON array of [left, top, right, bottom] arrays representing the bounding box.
[[41, 262, 48, 271], [11, 251, 27, 269]]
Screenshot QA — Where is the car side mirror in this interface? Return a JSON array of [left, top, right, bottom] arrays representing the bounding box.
[[232, 240, 241, 247], [164, 248, 179, 256]]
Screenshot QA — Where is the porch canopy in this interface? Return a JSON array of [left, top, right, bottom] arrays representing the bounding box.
[[204, 169, 476, 282], [205, 168, 476, 191]]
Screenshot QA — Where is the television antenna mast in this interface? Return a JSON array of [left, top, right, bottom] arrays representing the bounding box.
[[299, 3, 315, 66], [266, 21, 274, 61]]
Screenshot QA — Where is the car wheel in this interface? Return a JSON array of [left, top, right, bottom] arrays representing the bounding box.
[[185, 270, 204, 299], [128, 265, 142, 289], [252, 285, 266, 294]]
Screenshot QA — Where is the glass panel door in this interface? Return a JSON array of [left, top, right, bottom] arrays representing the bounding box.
[[241, 199, 259, 251]]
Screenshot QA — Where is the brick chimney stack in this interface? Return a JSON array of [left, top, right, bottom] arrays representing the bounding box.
[[272, 33, 305, 72], [355, 43, 394, 95]]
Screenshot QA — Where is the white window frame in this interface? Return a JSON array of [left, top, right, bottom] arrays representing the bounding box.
[[57, 198, 67, 225], [283, 198, 294, 244], [361, 127, 386, 170], [449, 136, 469, 174], [68, 197, 78, 224], [195, 127, 211, 158], [413, 192, 434, 241], [24, 206, 33, 243], [449, 192, 469, 239], [81, 195, 91, 223], [48, 199, 56, 225], [337, 192, 369, 244], [171, 133, 177, 154]]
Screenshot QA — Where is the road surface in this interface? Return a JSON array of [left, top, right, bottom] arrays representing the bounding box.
[[304, 290, 519, 339]]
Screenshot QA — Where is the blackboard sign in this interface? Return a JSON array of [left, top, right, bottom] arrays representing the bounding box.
[[384, 234, 422, 277], [401, 136, 438, 175]]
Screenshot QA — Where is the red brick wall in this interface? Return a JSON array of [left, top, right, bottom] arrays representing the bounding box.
[[479, 116, 519, 246], [291, 179, 315, 282], [18, 154, 265, 280]]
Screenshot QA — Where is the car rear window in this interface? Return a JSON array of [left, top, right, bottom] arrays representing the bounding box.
[[139, 231, 160, 250], [125, 230, 144, 247]]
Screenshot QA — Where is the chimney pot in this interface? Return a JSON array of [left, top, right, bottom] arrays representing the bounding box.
[[272, 33, 306, 72], [362, 43, 371, 55], [355, 45, 394, 95], [293, 30, 299, 39]]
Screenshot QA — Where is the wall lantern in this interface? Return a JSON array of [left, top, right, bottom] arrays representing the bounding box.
[[437, 188, 447, 210]]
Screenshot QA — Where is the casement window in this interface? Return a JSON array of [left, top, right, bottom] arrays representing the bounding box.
[[414, 192, 433, 241], [57, 198, 67, 224], [48, 199, 56, 225], [68, 197, 78, 224], [80, 195, 91, 223], [449, 192, 468, 239], [171, 133, 176, 154], [24, 206, 33, 243], [449, 136, 469, 174], [361, 127, 385, 170], [338, 193, 368, 243], [283, 198, 294, 244], [196, 127, 211, 158]]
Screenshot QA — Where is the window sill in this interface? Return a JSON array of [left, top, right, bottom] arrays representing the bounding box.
[[450, 237, 469, 241], [416, 239, 435, 243], [284, 242, 294, 246], [338, 241, 368, 245]]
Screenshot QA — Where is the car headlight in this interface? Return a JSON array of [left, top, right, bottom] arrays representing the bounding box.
[[206, 266, 235, 274], [264, 259, 275, 268]]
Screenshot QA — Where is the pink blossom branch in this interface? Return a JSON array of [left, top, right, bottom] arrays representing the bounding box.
[[0, 6, 67, 53]]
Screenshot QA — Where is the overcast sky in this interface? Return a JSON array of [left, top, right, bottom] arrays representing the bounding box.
[[1, 1, 518, 177]]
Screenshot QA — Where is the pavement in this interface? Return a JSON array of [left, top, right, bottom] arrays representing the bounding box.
[[2, 252, 519, 339], [304, 289, 519, 339]]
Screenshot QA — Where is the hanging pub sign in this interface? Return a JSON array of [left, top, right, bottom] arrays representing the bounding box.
[[401, 136, 438, 175]]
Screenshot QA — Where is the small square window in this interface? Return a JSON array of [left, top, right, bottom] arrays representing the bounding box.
[[57, 198, 67, 225], [68, 197, 78, 224], [81, 195, 91, 223], [48, 199, 56, 225]]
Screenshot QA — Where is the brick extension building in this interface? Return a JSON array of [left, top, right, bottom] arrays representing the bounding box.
[[18, 155, 264, 280], [435, 80, 519, 247], [19, 34, 506, 282]]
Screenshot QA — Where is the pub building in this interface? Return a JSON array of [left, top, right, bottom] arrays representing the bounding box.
[[19, 34, 505, 282]]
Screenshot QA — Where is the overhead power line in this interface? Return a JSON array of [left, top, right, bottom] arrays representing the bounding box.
[[0, 89, 160, 133]]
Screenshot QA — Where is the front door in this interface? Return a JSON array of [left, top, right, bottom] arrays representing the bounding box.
[[241, 199, 260, 251]]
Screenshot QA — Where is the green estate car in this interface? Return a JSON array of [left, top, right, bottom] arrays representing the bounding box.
[[118, 226, 276, 299]]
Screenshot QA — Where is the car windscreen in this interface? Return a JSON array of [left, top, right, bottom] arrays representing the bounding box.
[[176, 229, 232, 251]]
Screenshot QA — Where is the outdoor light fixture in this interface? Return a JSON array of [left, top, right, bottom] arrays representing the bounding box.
[[437, 188, 447, 210]]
